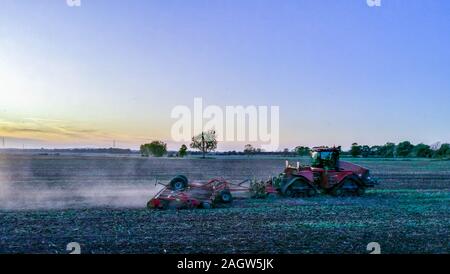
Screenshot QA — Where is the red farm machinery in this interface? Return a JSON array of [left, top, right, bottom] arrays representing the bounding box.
[[272, 146, 377, 197], [147, 146, 377, 209], [147, 176, 276, 210]]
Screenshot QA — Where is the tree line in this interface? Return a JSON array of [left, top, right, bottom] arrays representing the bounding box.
[[140, 130, 217, 158], [140, 133, 450, 159], [294, 142, 449, 159], [221, 142, 450, 159], [346, 142, 450, 158]]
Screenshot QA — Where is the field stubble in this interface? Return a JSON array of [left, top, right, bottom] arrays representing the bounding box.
[[0, 154, 449, 254]]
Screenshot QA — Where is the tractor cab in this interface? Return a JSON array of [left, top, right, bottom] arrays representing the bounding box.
[[311, 147, 341, 171]]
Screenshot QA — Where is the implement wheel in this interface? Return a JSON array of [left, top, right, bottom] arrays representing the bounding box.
[[169, 175, 188, 191], [202, 201, 212, 209], [219, 190, 233, 203]]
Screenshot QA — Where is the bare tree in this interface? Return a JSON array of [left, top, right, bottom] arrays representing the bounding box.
[[190, 130, 217, 159]]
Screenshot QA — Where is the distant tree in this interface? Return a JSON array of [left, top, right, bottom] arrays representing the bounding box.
[[396, 141, 415, 157], [140, 144, 150, 157], [350, 143, 362, 157], [244, 144, 255, 157], [140, 141, 167, 157], [283, 148, 290, 157], [190, 130, 217, 159], [433, 143, 450, 158], [412, 143, 433, 158], [370, 146, 381, 157], [178, 144, 188, 158], [294, 146, 311, 156], [361, 145, 371, 158], [378, 142, 396, 158]]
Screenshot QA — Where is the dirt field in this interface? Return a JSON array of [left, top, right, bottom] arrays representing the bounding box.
[[0, 153, 449, 254]]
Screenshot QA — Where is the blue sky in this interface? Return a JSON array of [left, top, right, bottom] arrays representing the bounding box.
[[0, 0, 449, 150]]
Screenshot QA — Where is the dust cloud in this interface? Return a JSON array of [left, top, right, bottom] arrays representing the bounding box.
[[0, 183, 161, 210], [0, 181, 162, 210], [0, 153, 165, 210]]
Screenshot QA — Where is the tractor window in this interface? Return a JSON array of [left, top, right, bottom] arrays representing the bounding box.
[[320, 152, 332, 160], [311, 152, 320, 167], [311, 151, 327, 168], [311, 150, 340, 170], [311, 151, 319, 160]]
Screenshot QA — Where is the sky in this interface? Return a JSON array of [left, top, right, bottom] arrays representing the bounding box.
[[0, 0, 449, 151]]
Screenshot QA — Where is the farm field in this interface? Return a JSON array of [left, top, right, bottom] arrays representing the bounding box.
[[0, 153, 449, 254]]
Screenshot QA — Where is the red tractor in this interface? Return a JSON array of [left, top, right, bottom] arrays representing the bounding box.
[[273, 147, 377, 197]]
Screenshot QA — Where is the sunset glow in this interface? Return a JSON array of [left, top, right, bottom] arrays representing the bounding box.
[[1, 0, 449, 150]]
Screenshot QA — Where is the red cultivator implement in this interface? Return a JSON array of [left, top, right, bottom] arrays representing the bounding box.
[[147, 176, 277, 210]]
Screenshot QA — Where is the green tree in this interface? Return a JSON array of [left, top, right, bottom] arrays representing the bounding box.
[[140, 141, 167, 157], [140, 144, 150, 157], [396, 141, 415, 157], [178, 144, 188, 158], [361, 145, 371, 158], [412, 144, 433, 158], [433, 143, 450, 158], [350, 143, 362, 157], [378, 142, 396, 158], [190, 130, 218, 158], [294, 146, 311, 156], [244, 144, 255, 157], [370, 146, 381, 157]]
